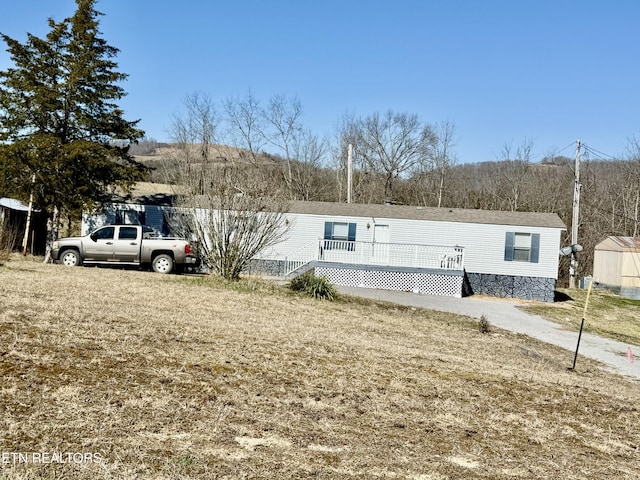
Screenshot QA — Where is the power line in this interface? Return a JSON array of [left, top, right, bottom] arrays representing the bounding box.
[[581, 143, 618, 161]]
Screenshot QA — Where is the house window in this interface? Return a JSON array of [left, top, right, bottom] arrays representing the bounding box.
[[504, 232, 539, 263], [324, 222, 356, 250], [115, 209, 145, 225]]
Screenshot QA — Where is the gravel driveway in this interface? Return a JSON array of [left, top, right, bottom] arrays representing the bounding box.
[[337, 286, 640, 379]]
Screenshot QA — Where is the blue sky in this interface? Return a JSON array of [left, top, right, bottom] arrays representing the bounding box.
[[1, 0, 639, 163]]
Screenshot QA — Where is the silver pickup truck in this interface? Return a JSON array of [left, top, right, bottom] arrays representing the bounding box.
[[52, 225, 198, 274]]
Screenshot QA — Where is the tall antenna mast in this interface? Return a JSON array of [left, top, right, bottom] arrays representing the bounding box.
[[569, 139, 581, 288]]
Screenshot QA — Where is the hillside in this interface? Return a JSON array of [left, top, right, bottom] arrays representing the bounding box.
[[1, 256, 639, 478], [131, 143, 640, 286]]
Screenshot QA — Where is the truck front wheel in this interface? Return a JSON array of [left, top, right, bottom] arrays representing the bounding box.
[[60, 249, 81, 267], [152, 254, 174, 274]]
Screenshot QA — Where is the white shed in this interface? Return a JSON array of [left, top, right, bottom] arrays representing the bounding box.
[[593, 236, 640, 299]]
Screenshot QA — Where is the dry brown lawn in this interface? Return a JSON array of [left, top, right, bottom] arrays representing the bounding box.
[[1, 256, 639, 479]]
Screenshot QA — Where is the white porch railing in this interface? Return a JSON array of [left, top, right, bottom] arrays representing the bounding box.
[[284, 239, 464, 276], [284, 241, 321, 276]]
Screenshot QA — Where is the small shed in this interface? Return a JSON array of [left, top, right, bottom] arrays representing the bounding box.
[[593, 236, 640, 299], [0, 197, 47, 254]]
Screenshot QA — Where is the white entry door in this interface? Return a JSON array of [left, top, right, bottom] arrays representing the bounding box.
[[373, 224, 390, 264]]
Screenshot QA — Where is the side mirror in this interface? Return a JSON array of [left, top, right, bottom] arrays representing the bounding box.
[[90, 233, 97, 242]]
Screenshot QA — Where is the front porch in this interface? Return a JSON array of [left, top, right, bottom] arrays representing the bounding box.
[[281, 240, 466, 298]]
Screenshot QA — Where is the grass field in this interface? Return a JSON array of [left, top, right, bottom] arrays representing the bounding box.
[[1, 256, 639, 479], [521, 288, 640, 347]]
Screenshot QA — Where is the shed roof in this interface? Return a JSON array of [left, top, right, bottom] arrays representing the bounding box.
[[285, 201, 567, 229], [595, 236, 640, 252], [0, 197, 31, 212]]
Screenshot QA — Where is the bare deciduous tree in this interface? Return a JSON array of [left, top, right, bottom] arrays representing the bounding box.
[[409, 120, 458, 207], [431, 120, 458, 208], [348, 110, 436, 201], [496, 138, 534, 211], [168, 92, 289, 280], [288, 129, 330, 200], [189, 168, 289, 280]]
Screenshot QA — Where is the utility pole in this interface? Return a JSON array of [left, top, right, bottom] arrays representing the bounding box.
[[347, 143, 353, 204], [569, 140, 581, 288]]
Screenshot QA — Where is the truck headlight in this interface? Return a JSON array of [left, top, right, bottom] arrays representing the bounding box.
[[53, 241, 59, 249]]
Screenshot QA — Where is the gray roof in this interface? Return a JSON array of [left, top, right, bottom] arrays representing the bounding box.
[[286, 201, 567, 229]]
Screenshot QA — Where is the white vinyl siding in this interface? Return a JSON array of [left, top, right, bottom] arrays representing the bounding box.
[[258, 214, 561, 279], [84, 203, 563, 280]]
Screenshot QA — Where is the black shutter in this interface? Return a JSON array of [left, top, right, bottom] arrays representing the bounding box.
[[324, 222, 333, 250], [324, 222, 333, 240], [347, 223, 357, 242], [530, 233, 540, 263], [347, 223, 356, 251], [504, 232, 515, 261]]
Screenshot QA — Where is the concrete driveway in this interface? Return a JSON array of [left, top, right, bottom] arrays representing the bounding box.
[[336, 286, 640, 380]]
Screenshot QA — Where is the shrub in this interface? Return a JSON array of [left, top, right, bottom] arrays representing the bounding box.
[[289, 271, 338, 301], [479, 314, 491, 334], [0, 219, 20, 264]]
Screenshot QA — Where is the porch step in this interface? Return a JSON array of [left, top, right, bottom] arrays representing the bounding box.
[[285, 261, 317, 279]]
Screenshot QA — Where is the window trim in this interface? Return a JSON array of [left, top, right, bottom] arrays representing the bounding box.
[[504, 232, 539, 263], [323, 221, 356, 251]]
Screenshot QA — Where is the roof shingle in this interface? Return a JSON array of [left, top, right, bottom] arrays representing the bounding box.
[[286, 201, 567, 229]]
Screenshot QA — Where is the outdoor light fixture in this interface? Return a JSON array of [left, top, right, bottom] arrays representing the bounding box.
[[559, 244, 583, 256]]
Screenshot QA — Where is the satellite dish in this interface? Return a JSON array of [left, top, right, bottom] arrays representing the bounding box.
[[559, 244, 583, 256]]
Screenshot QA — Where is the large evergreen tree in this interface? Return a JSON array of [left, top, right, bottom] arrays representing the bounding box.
[[0, 0, 146, 258]]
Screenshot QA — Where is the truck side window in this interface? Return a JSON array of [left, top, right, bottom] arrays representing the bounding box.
[[94, 227, 115, 240], [118, 227, 138, 240]]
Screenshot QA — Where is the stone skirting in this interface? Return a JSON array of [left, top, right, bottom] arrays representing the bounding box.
[[464, 273, 555, 302], [245, 258, 287, 277], [247, 259, 557, 302]]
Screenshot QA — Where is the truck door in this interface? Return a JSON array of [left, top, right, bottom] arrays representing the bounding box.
[[113, 226, 141, 262], [84, 226, 115, 261]]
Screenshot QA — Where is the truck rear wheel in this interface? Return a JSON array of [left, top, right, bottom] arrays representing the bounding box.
[[60, 249, 81, 267], [152, 254, 174, 274]]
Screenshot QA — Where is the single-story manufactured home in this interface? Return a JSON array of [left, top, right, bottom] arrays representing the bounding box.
[[83, 200, 566, 302], [593, 236, 640, 300]]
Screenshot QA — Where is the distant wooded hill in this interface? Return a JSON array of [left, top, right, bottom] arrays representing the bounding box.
[[129, 141, 640, 286]]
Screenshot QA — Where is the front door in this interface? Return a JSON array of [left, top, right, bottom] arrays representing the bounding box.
[[373, 224, 390, 264]]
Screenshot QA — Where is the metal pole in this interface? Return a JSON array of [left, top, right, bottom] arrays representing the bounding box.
[[571, 280, 593, 370], [347, 144, 353, 204], [569, 140, 581, 288]]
